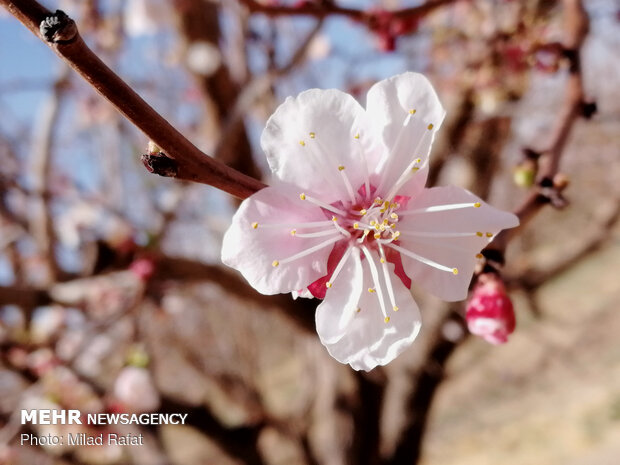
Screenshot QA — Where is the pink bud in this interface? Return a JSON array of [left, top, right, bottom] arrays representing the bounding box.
[[465, 274, 515, 344]]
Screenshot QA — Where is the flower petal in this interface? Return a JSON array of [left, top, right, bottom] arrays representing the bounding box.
[[261, 89, 382, 203], [366, 72, 446, 199], [315, 247, 363, 345], [221, 183, 339, 295], [322, 256, 421, 371], [396, 186, 519, 301]]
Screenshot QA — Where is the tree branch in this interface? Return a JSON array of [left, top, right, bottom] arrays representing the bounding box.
[[0, 0, 266, 199], [487, 0, 589, 254]]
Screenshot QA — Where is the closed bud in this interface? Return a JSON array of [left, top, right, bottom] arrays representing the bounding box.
[[513, 159, 536, 188], [466, 273, 515, 345]]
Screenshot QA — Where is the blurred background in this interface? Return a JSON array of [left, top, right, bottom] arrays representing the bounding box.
[[1, 0, 619, 464]]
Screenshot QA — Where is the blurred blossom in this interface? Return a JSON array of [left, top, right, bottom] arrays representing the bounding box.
[[30, 306, 66, 344], [123, 0, 171, 37], [186, 41, 222, 76], [113, 366, 160, 413], [222, 73, 518, 370], [465, 273, 516, 345], [307, 34, 331, 61]]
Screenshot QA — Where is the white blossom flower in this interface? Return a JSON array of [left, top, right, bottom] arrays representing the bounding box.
[[222, 72, 518, 370]]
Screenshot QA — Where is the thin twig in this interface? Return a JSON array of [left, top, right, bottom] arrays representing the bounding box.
[[1, 0, 266, 199], [487, 0, 589, 254]]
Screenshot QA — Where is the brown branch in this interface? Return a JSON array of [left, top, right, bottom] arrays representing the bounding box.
[[347, 370, 386, 465], [386, 307, 467, 465], [513, 197, 620, 290], [0, 285, 53, 308], [0, 0, 266, 199], [215, 19, 324, 161], [28, 68, 69, 283], [487, 0, 589, 254]]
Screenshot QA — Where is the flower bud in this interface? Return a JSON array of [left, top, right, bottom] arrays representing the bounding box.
[[465, 273, 515, 345], [513, 159, 536, 188]]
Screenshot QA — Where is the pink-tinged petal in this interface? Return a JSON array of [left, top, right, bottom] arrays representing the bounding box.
[[395, 186, 519, 301], [291, 289, 314, 300], [221, 183, 339, 295], [307, 241, 349, 299], [315, 247, 363, 345], [261, 89, 382, 204], [322, 257, 421, 371], [366, 72, 446, 198]]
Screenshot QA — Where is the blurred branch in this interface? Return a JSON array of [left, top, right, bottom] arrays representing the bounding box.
[[512, 197, 620, 291], [487, 0, 590, 255], [348, 370, 386, 465], [239, 0, 455, 21], [0, 285, 53, 308], [386, 307, 466, 465], [0, 0, 266, 199], [28, 68, 69, 283], [157, 397, 267, 465], [150, 255, 317, 333], [216, 19, 324, 160], [176, 0, 261, 181]]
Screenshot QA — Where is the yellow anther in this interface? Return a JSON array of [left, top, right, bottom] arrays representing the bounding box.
[[380, 258, 385, 263], [338, 165, 345, 171], [415, 158, 422, 164], [356, 307, 361, 313], [409, 109, 416, 115], [290, 229, 297, 236], [326, 282, 332, 288], [368, 288, 376, 293], [309, 132, 316, 139], [390, 213, 398, 219], [374, 224, 380, 230], [476, 231, 483, 237], [379, 225, 386, 232], [272, 260, 280, 267], [383, 219, 389, 225], [427, 123, 434, 130], [392, 231, 401, 239], [332, 216, 338, 222], [360, 209, 367, 215], [384, 200, 390, 207], [251, 222, 258, 229], [486, 232, 493, 238], [412, 167, 420, 172], [452, 268, 459, 275], [300, 193, 306, 200], [390, 223, 396, 229], [354, 133, 360, 139], [353, 222, 359, 229], [474, 202, 481, 208], [384, 316, 391, 323], [390, 203, 398, 209], [374, 198, 383, 205], [374, 232, 381, 239], [299, 140, 306, 146], [369, 220, 376, 226], [476, 253, 483, 259], [393, 306, 399, 312]]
